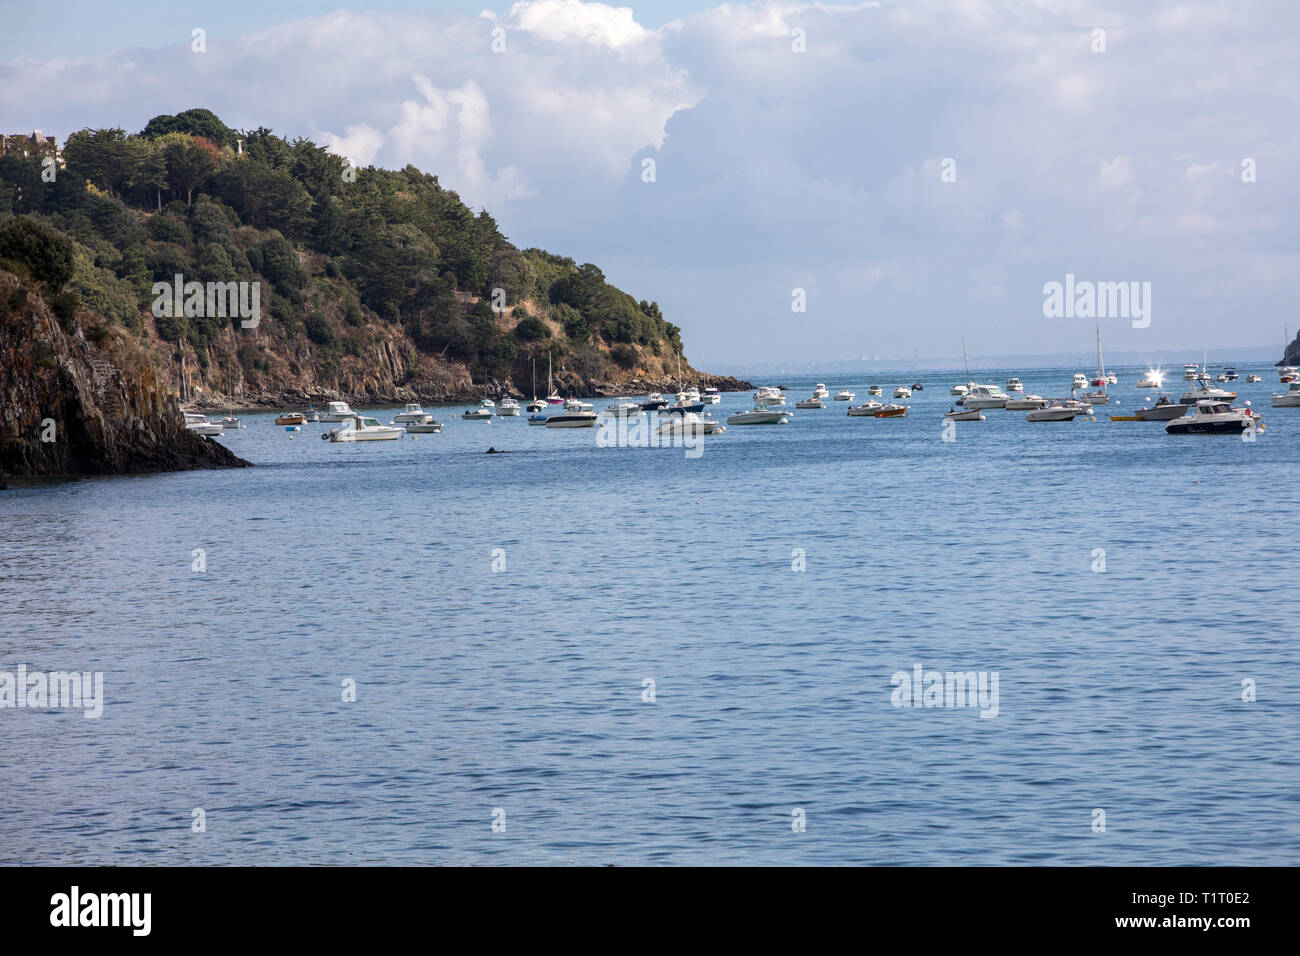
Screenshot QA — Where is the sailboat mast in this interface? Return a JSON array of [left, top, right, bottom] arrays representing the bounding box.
[[962, 337, 970, 383]]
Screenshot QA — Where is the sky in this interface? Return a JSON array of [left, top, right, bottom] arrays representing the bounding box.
[[2, 0, 1297, 368]]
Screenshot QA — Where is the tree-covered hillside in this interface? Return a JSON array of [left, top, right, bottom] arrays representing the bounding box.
[[0, 108, 706, 405]]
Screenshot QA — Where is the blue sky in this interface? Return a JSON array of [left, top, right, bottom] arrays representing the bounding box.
[[2, 1, 1297, 366]]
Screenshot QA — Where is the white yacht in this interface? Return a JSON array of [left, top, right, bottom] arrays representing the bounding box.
[[1005, 377, 1024, 393], [754, 386, 786, 406], [657, 412, 725, 436], [323, 415, 403, 442], [1137, 369, 1164, 388], [393, 403, 429, 423], [726, 408, 789, 425], [950, 383, 972, 396], [320, 401, 356, 422], [1026, 402, 1084, 422], [1246, 374, 1262, 383], [893, 386, 912, 398], [184, 413, 224, 436], [681, 387, 701, 403], [544, 408, 598, 428], [639, 392, 669, 410], [962, 384, 1010, 409], [812, 383, 829, 399], [833, 389, 855, 401], [701, 387, 722, 404], [868, 385, 883, 396], [1166, 401, 1259, 434], [1004, 394, 1049, 410], [497, 398, 520, 416], [1225, 369, 1239, 381], [1071, 372, 1089, 390], [1106, 372, 1118, 385], [1179, 381, 1235, 404], [563, 397, 594, 412], [463, 400, 495, 420], [1270, 383, 1300, 407]]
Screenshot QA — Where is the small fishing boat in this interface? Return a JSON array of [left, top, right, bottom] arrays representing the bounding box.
[[871, 403, 907, 418], [701, 387, 722, 404], [1135, 394, 1190, 420], [216, 416, 242, 429], [944, 407, 984, 421], [1005, 377, 1024, 393], [1246, 374, 1262, 383], [893, 386, 912, 398], [497, 398, 521, 417], [274, 412, 306, 426], [911, 383, 923, 391], [405, 419, 443, 433], [812, 383, 829, 399], [605, 399, 643, 417], [1270, 383, 1300, 408], [847, 401, 885, 417], [639, 392, 669, 411], [463, 400, 495, 420], [795, 397, 824, 409], [1026, 403, 1083, 422], [833, 390, 855, 401]]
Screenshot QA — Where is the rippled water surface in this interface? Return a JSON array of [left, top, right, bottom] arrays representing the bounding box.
[[2, 367, 1298, 865]]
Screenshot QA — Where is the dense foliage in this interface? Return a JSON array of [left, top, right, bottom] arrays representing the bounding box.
[[0, 109, 681, 384]]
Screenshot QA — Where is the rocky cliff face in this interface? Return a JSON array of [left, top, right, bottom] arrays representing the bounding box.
[[1, 269, 249, 482]]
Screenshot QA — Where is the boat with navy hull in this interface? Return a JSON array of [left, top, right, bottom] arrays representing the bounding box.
[[1165, 401, 1260, 434]]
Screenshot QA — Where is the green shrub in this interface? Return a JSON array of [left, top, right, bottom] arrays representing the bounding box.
[[0, 216, 75, 291]]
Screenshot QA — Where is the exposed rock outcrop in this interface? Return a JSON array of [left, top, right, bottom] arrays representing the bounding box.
[[1, 270, 249, 481]]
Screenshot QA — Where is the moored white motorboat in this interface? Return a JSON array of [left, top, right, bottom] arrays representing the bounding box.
[[463, 400, 494, 420], [1137, 369, 1164, 388], [893, 386, 912, 398], [393, 403, 429, 423], [833, 390, 855, 401], [544, 409, 598, 427], [216, 416, 242, 429], [564, 398, 595, 412], [657, 412, 725, 436], [1077, 388, 1109, 405], [726, 408, 789, 424], [868, 385, 883, 396], [1026, 403, 1082, 422], [320, 401, 356, 422], [639, 392, 668, 410], [323, 415, 403, 441], [497, 398, 521, 416], [1072, 373, 1089, 390], [405, 419, 443, 433], [1183, 363, 1200, 381], [1225, 369, 1239, 381], [184, 412, 224, 436], [812, 383, 829, 399], [1279, 366, 1298, 383], [754, 386, 786, 406], [847, 401, 885, 417], [962, 384, 1010, 409], [605, 399, 643, 417], [1004, 394, 1049, 410], [943, 407, 984, 421], [1005, 377, 1024, 393], [1179, 381, 1235, 404], [1246, 374, 1262, 383], [1166, 401, 1260, 434], [701, 387, 722, 404], [1270, 383, 1300, 407]]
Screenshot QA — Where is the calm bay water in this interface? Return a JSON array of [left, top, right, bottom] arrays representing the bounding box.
[[2, 365, 1298, 865]]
